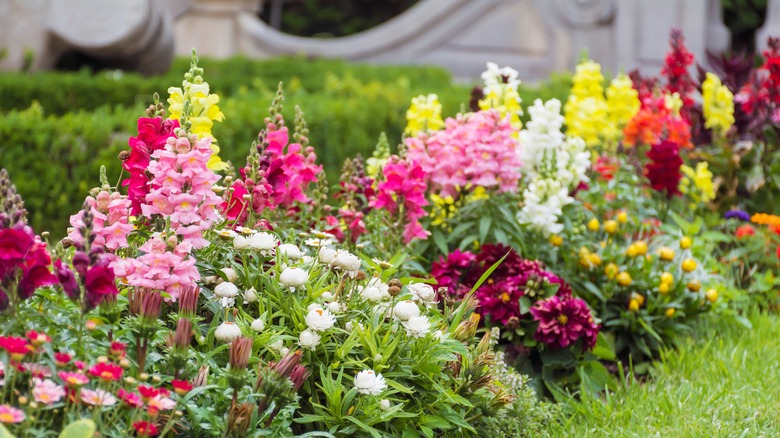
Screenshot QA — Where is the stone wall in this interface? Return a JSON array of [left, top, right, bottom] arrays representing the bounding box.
[[2, 0, 780, 80]]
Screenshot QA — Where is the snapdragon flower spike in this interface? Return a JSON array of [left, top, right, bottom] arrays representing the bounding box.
[[68, 190, 133, 253], [142, 135, 222, 249], [120, 235, 199, 302], [371, 156, 430, 244]]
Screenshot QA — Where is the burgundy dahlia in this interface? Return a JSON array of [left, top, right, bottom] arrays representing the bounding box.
[[530, 295, 599, 350], [431, 249, 476, 299], [475, 276, 524, 326]]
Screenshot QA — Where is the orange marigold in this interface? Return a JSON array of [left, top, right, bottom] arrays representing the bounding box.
[[751, 213, 780, 228]]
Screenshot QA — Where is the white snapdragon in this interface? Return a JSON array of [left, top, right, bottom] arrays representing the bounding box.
[[403, 315, 431, 338], [354, 370, 387, 395], [305, 307, 336, 331], [393, 300, 420, 321], [298, 329, 321, 350], [279, 267, 308, 291], [518, 98, 591, 235]]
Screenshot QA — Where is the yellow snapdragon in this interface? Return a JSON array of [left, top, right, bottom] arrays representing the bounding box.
[[679, 161, 716, 205], [702, 72, 735, 136], [167, 53, 227, 171], [605, 73, 640, 141], [564, 60, 610, 147], [478, 85, 523, 131], [405, 94, 444, 136]]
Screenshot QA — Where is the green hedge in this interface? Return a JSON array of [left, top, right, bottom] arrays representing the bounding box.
[[0, 57, 572, 239]]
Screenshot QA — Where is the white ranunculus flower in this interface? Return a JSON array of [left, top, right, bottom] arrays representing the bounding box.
[[279, 267, 309, 291], [250, 318, 265, 332], [214, 281, 239, 298], [269, 339, 284, 351], [393, 300, 420, 321], [305, 307, 336, 331], [220, 268, 238, 283], [298, 329, 321, 350], [214, 322, 242, 343], [380, 399, 391, 411], [408, 283, 436, 303], [244, 287, 258, 303], [354, 370, 387, 395], [277, 243, 304, 260], [251, 232, 278, 255], [318, 246, 336, 264], [233, 235, 250, 250], [403, 316, 431, 338]]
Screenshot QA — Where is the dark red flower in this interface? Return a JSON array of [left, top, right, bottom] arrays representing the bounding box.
[[645, 140, 683, 198], [88, 362, 123, 382], [530, 295, 599, 350], [54, 352, 72, 367], [84, 264, 118, 311], [133, 421, 159, 437], [0, 336, 30, 361], [475, 277, 525, 325], [171, 379, 192, 396], [138, 385, 160, 400], [55, 259, 80, 301], [17, 264, 57, 300], [432, 249, 476, 299], [0, 226, 33, 278]]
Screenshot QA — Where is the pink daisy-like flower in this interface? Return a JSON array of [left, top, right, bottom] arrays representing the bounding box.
[[117, 388, 144, 408], [0, 405, 25, 424], [147, 395, 176, 416], [80, 388, 117, 406], [32, 378, 66, 405], [59, 371, 89, 387]]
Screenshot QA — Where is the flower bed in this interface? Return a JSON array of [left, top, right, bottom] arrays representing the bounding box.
[[1, 31, 779, 435]]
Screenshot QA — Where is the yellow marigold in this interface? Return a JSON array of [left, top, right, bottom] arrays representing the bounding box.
[[605, 73, 640, 138], [751, 213, 780, 228], [679, 162, 716, 204], [702, 72, 735, 136], [405, 94, 444, 136]]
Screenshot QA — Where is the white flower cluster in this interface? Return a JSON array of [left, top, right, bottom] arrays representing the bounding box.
[[481, 62, 520, 95], [298, 304, 338, 350], [517, 98, 591, 235], [234, 232, 278, 256]]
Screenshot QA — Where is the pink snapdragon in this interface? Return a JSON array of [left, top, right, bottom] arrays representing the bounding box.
[[406, 109, 521, 197], [141, 135, 222, 249], [121, 235, 198, 302], [68, 191, 133, 252], [371, 157, 430, 243]]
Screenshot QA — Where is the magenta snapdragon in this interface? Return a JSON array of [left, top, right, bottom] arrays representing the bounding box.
[[371, 156, 429, 243], [406, 109, 521, 197]]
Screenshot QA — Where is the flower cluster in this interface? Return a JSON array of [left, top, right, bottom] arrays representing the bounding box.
[[117, 234, 199, 302], [371, 156, 430, 243], [433, 243, 599, 351], [702, 72, 735, 136], [563, 59, 610, 147], [167, 54, 226, 170], [679, 161, 716, 206], [404, 94, 444, 136], [605, 73, 641, 142], [68, 189, 133, 253], [623, 93, 692, 149], [121, 116, 179, 215], [406, 109, 521, 197], [478, 62, 523, 131], [645, 140, 684, 198], [518, 99, 590, 235]]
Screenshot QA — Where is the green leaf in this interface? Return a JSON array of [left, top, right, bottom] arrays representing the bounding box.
[[478, 216, 491, 243], [518, 296, 532, 315], [432, 229, 448, 256], [591, 332, 616, 360], [0, 424, 16, 438], [578, 360, 611, 394], [59, 419, 96, 438]]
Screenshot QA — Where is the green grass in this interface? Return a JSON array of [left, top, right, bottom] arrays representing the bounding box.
[[547, 313, 780, 437]]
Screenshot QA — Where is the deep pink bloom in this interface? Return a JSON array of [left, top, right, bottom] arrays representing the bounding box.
[[54, 352, 72, 367], [431, 249, 476, 299], [122, 117, 179, 215], [645, 140, 683, 198], [0, 226, 33, 278], [84, 263, 118, 310], [118, 388, 144, 408], [371, 157, 430, 244], [133, 421, 160, 437], [88, 362, 122, 382], [17, 264, 57, 300], [59, 371, 89, 387], [221, 183, 249, 224], [531, 295, 599, 350], [0, 336, 30, 360]]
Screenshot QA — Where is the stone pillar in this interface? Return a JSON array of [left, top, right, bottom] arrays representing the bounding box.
[[757, 0, 780, 52], [173, 0, 263, 58]]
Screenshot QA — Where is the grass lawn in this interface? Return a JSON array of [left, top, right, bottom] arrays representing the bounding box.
[[547, 312, 780, 437]]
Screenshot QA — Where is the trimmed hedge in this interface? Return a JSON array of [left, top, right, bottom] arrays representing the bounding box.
[[0, 57, 572, 239]]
